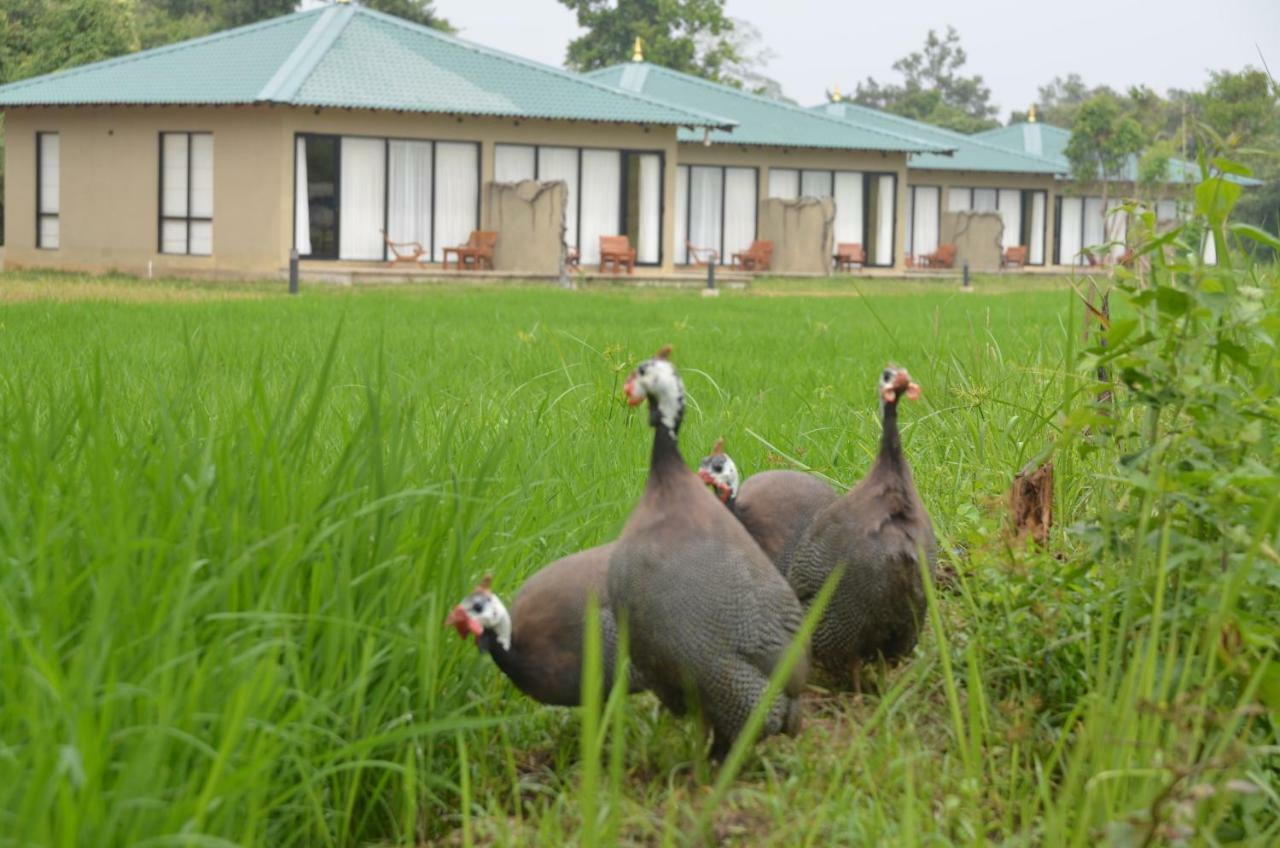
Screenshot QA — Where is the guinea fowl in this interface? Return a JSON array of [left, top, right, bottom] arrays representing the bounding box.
[[446, 543, 642, 706], [784, 366, 937, 690], [697, 439, 838, 574], [608, 347, 809, 759]]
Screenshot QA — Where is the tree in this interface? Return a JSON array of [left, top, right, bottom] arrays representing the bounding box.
[[701, 17, 789, 100], [359, 0, 451, 31], [1066, 94, 1146, 260], [11, 0, 137, 79], [557, 0, 738, 81], [849, 27, 998, 133]]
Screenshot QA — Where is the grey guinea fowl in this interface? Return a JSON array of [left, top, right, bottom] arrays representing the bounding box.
[[697, 439, 838, 575], [607, 347, 809, 759], [784, 366, 938, 691], [446, 543, 642, 706]]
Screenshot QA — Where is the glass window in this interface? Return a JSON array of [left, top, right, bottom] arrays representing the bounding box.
[[159, 132, 214, 255], [767, 168, 799, 199], [37, 132, 60, 249]]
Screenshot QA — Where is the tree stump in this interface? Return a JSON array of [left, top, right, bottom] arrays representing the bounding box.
[[1009, 460, 1053, 546]]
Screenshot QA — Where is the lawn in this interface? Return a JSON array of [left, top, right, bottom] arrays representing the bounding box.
[[0, 270, 1273, 846]]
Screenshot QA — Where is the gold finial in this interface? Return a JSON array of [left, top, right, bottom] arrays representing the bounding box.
[[632, 36, 644, 63], [335, 0, 350, 4], [831, 83, 842, 102], [1028, 104, 1038, 123]]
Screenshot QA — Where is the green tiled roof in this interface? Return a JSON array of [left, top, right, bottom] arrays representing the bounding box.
[[974, 122, 1263, 186], [0, 6, 731, 128], [587, 63, 947, 153], [814, 101, 1063, 175]]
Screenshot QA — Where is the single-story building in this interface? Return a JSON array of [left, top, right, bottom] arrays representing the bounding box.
[[586, 61, 951, 271], [813, 100, 1064, 267], [974, 117, 1263, 265], [0, 4, 734, 278]]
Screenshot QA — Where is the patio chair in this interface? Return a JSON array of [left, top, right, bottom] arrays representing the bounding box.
[[686, 240, 719, 267], [382, 230, 428, 267], [599, 235, 636, 274], [442, 231, 498, 270], [833, 242, 865, 272], [918, 243, 957, 269], [732, 240, 773, 271], [1001, 245, 1028, 269]]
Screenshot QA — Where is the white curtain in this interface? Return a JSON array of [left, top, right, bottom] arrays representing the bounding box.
[[38, 133, 60, 248], [801, 170, 833, 199], [1104, 199, 1127, 260], [388, 140, 433, 251], [675, 165, 689, 263], [1028, 191, 1046, 264], [1082, 197, 1106, 257], [636, 154, 660, 264], [912, 187, 940, 257], [905, 188, 914, 255], [189, 134, 213, 255], [539, 147, 579, 250], [1058, 197, 1083, 264], [433, 142, 479, 262], [494, 144, 535, 182], [973, 188, 997, 212], [998, 188, 1022, 251], [688, 165, 723, 258], [874, 174, 894, 265], [723, 167, 756, 257], [1156, 199, 1177, 222], [947, 187, 971, 212], [161, 134, 189, 253], [833, 171, 863, 246], [339, 137, 386, 261], [767, 168, 799, 199], [579, 149, 621, 265], [1203, 232, 1218, 265], [294, 137, 311, 255]]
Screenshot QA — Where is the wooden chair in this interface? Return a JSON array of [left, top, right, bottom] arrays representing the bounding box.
[[918, 243, 957, 269], [833, 242, 865, 272], [442, 231, 498, 270], [732, 240, 773, 271], [382, 230, 428, 266], [599, 235, 636, 274], [685, 240, 719, 267], [1001, 245, 1028, 269]]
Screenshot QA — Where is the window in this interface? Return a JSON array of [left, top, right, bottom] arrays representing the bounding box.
[[294, 135, 480, 262], [767, 166, 896, 267], [36, 132, 60, 249], [492, 143, 664, 265], [159, 132, 213, 255], [947, 186, 1046, 265], [673, 165, 758, 263], [905, 186, 940, 257]]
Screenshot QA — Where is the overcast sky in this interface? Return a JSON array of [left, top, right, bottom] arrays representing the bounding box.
[[434, 0, 1279, 120]]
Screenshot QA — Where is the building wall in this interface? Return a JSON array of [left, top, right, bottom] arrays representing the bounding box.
[[909, 169, 1060, 266], [3, 105, 681, 277], [677, 144, 911, 269]]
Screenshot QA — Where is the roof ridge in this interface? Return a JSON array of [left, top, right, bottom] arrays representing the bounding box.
[[257, 5, 355, 102], [591, 62, 949, 153], [351, 7, 735, 128], [0, 7, 325, 96]]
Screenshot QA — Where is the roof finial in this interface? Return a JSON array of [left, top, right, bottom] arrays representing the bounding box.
[[335, 0, 350, 5], [632, 36, 644, 63], [1028, 104, 1037, 123], [831, 83, 842, 102]]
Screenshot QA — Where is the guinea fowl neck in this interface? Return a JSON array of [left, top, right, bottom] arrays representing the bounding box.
[[647, 399, 685, 481], [874, 399, 906, 475]]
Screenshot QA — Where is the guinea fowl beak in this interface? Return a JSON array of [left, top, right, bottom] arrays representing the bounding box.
[[445, 605, 483, 640], [697, 468, 731, 502], [884, 369, 922, 402], [622, 375, 644, 406]]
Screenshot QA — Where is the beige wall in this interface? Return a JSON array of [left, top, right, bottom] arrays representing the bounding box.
[[909, 169, 1059, 266], [3, 105, 681, 277], [677, 143, 911, 269]]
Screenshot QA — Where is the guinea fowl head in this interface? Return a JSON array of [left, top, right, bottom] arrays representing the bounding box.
[[445, 576, 512, 652], [878, 365, 921, 407], [697, 438, 740, 504], [622, 345, 684, 435]]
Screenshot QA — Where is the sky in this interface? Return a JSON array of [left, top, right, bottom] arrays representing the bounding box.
[[433, 0, 1280, 120]]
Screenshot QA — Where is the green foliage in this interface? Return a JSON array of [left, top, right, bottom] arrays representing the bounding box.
[[850, 26, 999, 133], [4, 0, 137, 79], [359, 0, 451, 31], [558, 0, 738, 81], [1066, 93, 1148, 186]]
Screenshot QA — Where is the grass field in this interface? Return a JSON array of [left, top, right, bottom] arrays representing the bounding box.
[[0, 270, 1274, 846]]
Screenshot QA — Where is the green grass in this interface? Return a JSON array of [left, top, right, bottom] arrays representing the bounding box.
[[0, 271, 1274, 846]]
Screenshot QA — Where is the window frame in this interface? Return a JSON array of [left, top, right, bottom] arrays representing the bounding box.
[[493, 142, 667, 267], [675, 163, 760, 263], [36, 131, 59, 250], [293, 132, 483, 263], [766, 166, 899, 267], [157, 131, 214, 256], [905, 184, 942, 257]]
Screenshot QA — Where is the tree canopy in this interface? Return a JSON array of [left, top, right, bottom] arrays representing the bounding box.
[[1065, 93, 1147, 186], [557, 0, 738, 81], [848, 27, 999, 133]]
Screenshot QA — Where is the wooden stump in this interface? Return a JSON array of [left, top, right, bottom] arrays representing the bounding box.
[[1009, 460, 1053, 546]]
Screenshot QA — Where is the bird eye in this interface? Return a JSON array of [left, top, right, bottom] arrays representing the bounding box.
[[882, 369, 894, 381], [471, 602, 483, 613], [638, 365, 648, 376], [712, 461, 724, 472]]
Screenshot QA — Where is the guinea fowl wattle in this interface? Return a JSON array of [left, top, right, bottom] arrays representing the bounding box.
[[698, 439, 838, 574], [607, 347, 809, 759], [784, 366, 937, 690], [446, 543, 642, 706]]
